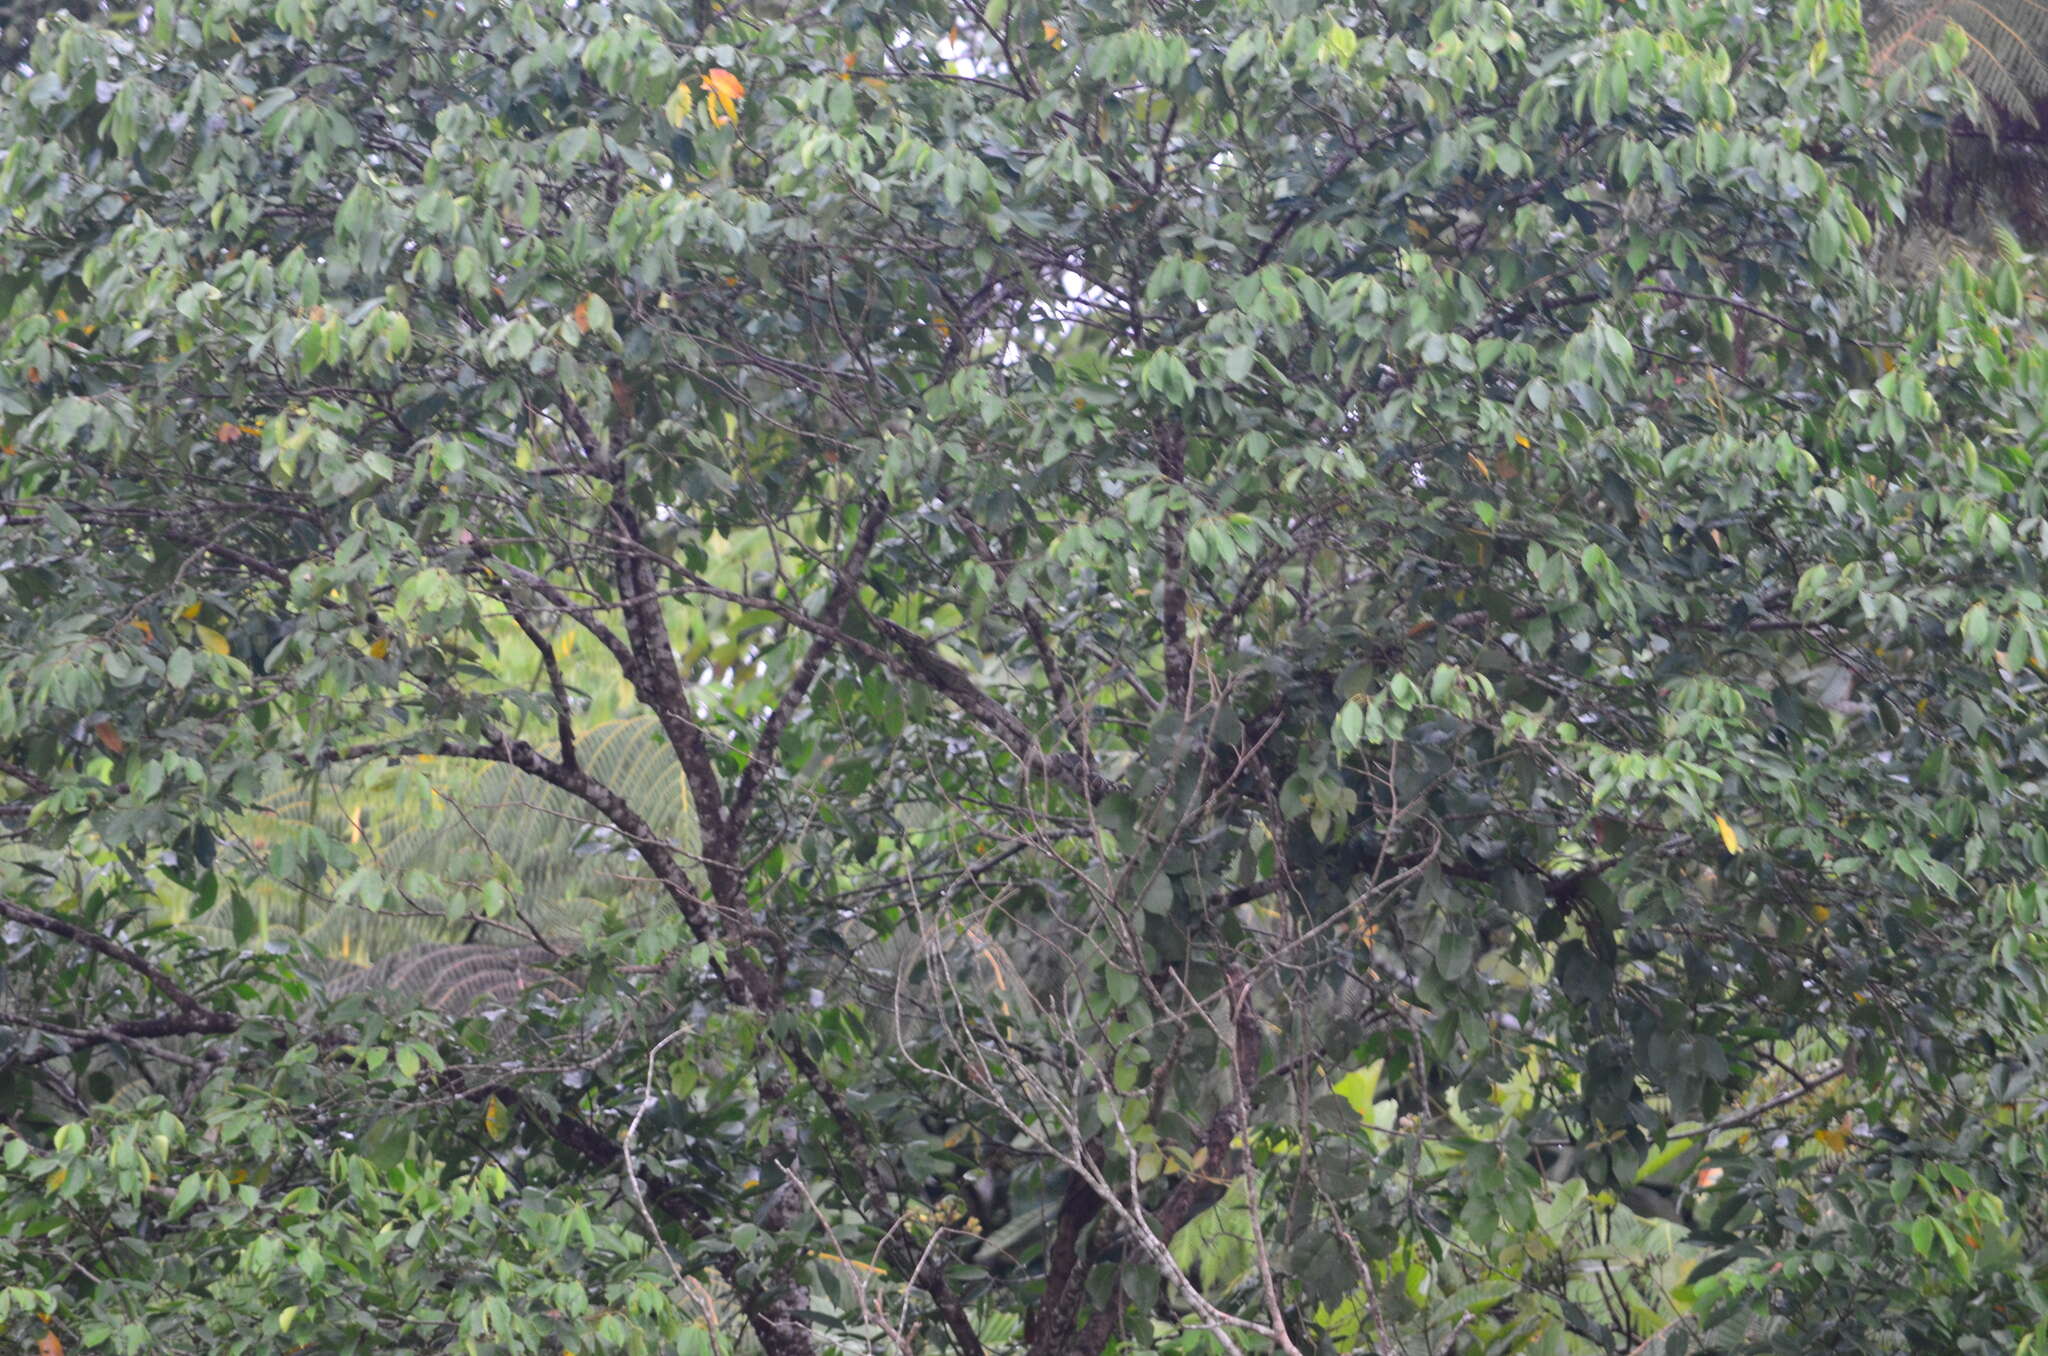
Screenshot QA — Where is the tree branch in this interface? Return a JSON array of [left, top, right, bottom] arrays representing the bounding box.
[[0, 896, 236, 1028], [500, 596, 580, 773], [433, 733, 774, 1007], [730, 497, 886, 827], [1157, 419, 1192, 710]]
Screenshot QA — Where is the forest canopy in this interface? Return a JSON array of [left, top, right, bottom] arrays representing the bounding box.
[[5, 0, 2048, 1353]]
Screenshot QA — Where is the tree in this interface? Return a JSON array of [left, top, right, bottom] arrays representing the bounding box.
[[5, 0, 2048, 1353]]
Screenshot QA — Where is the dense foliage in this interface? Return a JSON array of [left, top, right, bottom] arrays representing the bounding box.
[[6, 0, 2048, 1352]]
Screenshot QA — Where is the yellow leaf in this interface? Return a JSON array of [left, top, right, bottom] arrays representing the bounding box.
[[484, 1095, 512, 1141], [45, 1165, 66, 1194], [1714, 814, 1742, 855], [1514, 434, 1531, 448], [663, 80, 694, 128], [1811, 904, 1830, 923], [367, 636, 390, 660], [195, 626, 230, 656], [1813, 1117, 1851, 1153], [701, 67, 744, 125], [808, 1249, 888, 1276], [178, 602, 202, 620]]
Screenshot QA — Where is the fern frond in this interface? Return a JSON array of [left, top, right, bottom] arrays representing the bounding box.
[[1869, 0, 2048, 124], [164, 715, 699, 964], [322, 943, 572, 1012]]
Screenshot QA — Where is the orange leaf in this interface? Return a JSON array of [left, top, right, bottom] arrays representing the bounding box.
[[39, 1328, 62, 1356], [701, 67, 744, 125], [127, 618, 154, 643], [573, 297, 591, 334], [215, 422, 243, 443], [1043, 20, 1059, 40], [93, 721, 125, 755]]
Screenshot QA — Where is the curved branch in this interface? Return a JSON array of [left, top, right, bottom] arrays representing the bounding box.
[[0, 896, 236, 1029]]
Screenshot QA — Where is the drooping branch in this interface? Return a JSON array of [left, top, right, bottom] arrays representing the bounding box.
[[0, 896, 237, 1030], [0, 1010, 218, 1067]]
